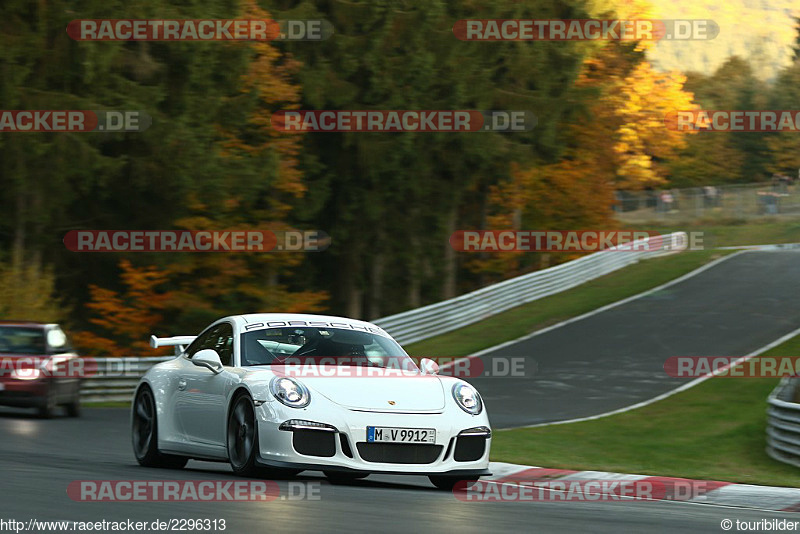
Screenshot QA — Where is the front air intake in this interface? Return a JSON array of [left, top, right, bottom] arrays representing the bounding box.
[[453, 435, 486, 462], [292, 429, 336, 457], [356, 443, 443, 464]]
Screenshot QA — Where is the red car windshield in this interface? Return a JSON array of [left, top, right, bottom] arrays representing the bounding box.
[[0, 327, 46, 355]]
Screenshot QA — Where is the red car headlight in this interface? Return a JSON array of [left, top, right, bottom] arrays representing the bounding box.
[[10, 367, 41, 380]]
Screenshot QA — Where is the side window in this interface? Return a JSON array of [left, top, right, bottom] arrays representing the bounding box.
[[185, 327, 217, 359], [211, 323, 234, 367], [185, 323, 233, 367]]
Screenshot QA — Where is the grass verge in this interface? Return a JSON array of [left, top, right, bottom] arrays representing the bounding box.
[[491, 335, 800, 487]]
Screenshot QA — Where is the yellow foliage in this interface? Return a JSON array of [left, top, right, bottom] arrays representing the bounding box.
[[0, 262, 61, 322], [595, 60, 698, 188]]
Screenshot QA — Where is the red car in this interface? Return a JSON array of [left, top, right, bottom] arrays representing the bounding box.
[[0, 322, 82, 418]]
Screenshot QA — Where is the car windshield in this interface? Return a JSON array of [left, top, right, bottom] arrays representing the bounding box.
[[0, 327, 47, 355], [240, 327, 418, 371]]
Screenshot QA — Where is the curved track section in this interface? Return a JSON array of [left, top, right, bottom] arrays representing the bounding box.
[[468, 251, 800, 428]]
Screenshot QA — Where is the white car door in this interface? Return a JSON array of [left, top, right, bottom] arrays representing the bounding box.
[[175, 323, 235, 447]]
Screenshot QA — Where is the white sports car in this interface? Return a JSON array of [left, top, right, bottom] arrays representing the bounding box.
[[131, 313, 491, 489]]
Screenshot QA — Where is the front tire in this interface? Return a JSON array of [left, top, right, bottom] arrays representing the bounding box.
[[65, 384, 81, 417], [65, 399, 80, 417], [38, 387, 57, 419], [132, 386, 187, 469], [227, 393, 260, 477]]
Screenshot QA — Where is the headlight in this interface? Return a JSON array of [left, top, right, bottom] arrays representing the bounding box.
[[11, 368, 41, 380], [270, 377, 310, 408], [452, 383, 482, 415]]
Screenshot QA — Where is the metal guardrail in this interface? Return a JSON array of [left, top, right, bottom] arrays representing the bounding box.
[[373, 232, 687, 345], [766, 377, 800, 468], [81, 357, 171, 403]]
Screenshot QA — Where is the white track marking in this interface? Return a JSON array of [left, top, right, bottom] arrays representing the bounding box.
[[508, 323, 800, 429]]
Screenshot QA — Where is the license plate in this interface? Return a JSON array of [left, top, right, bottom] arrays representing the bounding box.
[[367, 426, 435, 444]]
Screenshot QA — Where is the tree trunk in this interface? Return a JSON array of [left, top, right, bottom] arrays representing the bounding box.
[[12, 144, 27, 269], [407, 228, 421, 309], [367, 249, 384, 320], [341, 242, 362, 318], [442, 204, 458, 300], [346, 285, 362, 319]]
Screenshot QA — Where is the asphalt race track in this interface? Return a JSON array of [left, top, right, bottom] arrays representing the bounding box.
[[3, 250, 800, 533], [0, 409, 796, 533], [468, 250, 800, 428]]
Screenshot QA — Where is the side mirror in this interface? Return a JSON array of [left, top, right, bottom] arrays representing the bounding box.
[[419, 358, 439, 375], [192, 349, 224, 374]]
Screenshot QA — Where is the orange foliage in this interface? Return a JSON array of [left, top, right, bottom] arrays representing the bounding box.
[[467, 12, 697, 277], [72, 260, 173, 356], [218, 0, 306, 219], [163, 213, 328, 317]]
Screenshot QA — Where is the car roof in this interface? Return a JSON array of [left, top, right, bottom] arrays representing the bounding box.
[[232, 313, 390, 336], [0, 321, 52, 328], [237, 313, 375, 325]]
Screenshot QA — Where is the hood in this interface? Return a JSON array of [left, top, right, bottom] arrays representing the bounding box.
[[288, 369, 446, 412]]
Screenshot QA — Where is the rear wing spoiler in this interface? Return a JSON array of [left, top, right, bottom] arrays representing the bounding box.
[[149, 335, 196, 355]]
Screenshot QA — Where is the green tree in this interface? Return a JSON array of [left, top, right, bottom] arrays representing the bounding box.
[[265, 0, 590, 317]]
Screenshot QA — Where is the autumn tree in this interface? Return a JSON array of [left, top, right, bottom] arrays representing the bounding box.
[[156, 0, 327, 333], [766, 50, 800, 176], [0, 261, 61, 322], [60, 0, 326, 351], [611, 62, 697, 187], [72, 260, 173, 356], [266, 0, 592, 314], [465, 0, 696, 279], [669, 57, 771, 185]]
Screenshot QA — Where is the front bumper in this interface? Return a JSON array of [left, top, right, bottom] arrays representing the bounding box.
[[0, 378, 47, 408], [255, 403, 492, 476]]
